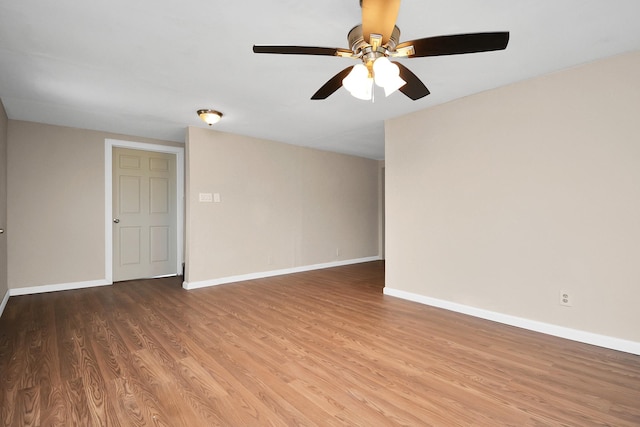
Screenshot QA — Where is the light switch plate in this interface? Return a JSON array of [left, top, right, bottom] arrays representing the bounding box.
[[199, 192, 213, 202]]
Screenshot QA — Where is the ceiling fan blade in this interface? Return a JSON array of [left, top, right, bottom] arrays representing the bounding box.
[[311, 66, 355, 100], [396, 32, 509, 58], [253, 45, 351, 56], [393, 62, 430, 100], [361, 0, 401, 45]]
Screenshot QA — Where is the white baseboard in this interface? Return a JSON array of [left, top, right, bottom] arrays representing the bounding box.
[[384, 287, 640, 356], [183, 256, 381, 290], [0, 289, 9, 318], [9, 279, 112, 296]]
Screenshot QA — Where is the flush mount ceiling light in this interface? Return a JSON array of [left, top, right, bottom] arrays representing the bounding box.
[[197, 109, 223, 126]]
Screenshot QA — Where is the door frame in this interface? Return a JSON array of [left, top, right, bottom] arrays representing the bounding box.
[[105, 139, 184, 284]]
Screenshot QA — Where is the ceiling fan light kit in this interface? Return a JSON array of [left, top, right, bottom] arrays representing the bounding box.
[[342, 56, 406, 101], [253, 0, 509, 102], [197, 109, 223, 126]]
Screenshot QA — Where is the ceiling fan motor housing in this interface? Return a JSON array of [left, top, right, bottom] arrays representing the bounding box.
[[348, 24, 401, 63]]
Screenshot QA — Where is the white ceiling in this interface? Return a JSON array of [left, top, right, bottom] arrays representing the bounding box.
[[1, 0, 639, 160]]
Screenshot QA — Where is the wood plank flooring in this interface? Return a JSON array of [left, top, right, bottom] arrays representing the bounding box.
[[1, 261, 639, 426]]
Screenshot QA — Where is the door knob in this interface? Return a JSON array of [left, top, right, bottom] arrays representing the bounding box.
[[113, 218, 120, 223]]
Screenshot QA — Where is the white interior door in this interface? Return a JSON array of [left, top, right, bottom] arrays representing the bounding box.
[[113, 147, 177, 281]]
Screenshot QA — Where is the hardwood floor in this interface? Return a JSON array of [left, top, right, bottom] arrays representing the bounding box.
[[1, 261, 639, 426]]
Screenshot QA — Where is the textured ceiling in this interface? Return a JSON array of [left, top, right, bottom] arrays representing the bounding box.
[[1, 0, 639, 159]]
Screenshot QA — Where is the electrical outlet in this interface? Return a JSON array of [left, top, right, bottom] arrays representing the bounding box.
[[560, 290, 572, 307], [336, 248, 340, 257]]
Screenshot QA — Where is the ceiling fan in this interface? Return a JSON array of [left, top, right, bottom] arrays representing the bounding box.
[[253, 0, 509, 101]]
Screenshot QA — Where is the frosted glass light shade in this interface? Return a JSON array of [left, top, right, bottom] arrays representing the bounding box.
[[197, 109, 223, 126], [342, 64, 373, 100], [373, 57, 406, 96]]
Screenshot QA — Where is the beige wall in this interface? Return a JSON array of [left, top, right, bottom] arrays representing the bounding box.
[[0, 101, 7, 298], [6, 120, 378, 291], [378, 161, 385, 260], [185, 127, 380, 284], [7, 121, 181, 289], [386, 51, 640, 343]]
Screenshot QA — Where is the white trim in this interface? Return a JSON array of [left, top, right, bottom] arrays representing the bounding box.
[[0, 289, 9, 318], [9, 279, 111, 296], [183, 256, 381, 290], [383, 287, 640, 356], [105, 139, 185, 284]]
